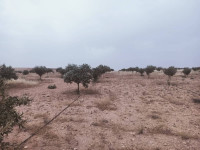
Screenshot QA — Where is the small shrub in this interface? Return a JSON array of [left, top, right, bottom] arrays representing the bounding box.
[[182, 68, 191, 77], [23, 70, 29, 75], [0, 64, 18, 80], [48, 84, 57, 89]]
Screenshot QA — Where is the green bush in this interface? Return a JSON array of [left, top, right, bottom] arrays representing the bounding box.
[[48, 84, 57, 89], [0, 77, 31, 149], [0, 64, 18, 80], [23, 70, 29, 75]]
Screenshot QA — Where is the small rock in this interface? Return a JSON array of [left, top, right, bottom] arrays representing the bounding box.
[[24, 146, 28, 149]]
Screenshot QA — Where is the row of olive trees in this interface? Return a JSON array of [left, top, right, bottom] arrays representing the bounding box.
[[0, 65, 31, 149], [29, 67, 53, 80], [120, 66, 194, 78], [120, 66, 196, 85], [30, 64, 113, 93], [62, 64, 113, 94]]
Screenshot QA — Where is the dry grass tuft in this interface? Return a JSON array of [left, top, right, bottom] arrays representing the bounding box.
[[95, 95, 117, 111], [6, 79, 39, 88], [34, 113, 50, 124], [56, 117, 85, 123], [137, 126, 144, 135], [148, 125, 174, 136], [175, 131, 199, 140], [148, 124, 199, 140], [81, 88, 101, 95], [25, 123, 58, 140], [91, 120, 134, 135]]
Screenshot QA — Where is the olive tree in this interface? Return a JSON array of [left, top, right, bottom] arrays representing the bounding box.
[[92, 65, 113, 82], [138, 68, 145, 76], [23, 70, 29, 75], [182, 68, 191, 77], [64, 64, 93, 94], [192, 67, 200, 71], [56, 67, 66, 77], [145, 65, 156, 78], [33, 66, 47, 80], [163, 66, 177, 85], [156, 67, 163, 71]]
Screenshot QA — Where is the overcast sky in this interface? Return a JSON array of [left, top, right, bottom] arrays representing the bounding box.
[[0, 0, 199, 70]]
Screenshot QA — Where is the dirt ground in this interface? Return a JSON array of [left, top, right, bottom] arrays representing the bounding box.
[[5, 70, 200, 150]]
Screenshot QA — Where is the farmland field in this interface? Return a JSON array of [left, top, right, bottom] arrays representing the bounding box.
[[6, 70, 200, 150]]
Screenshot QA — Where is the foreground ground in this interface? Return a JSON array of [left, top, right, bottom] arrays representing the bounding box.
[[5, 70, 200, 150]]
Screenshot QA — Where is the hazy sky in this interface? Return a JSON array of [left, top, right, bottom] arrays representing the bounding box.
[[0, 0, 199, 70]]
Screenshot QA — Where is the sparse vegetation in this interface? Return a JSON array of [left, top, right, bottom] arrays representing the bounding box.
[[0, 64, 199, 149]]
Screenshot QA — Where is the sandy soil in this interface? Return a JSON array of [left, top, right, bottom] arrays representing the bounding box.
[[5, 70, 200, 150]]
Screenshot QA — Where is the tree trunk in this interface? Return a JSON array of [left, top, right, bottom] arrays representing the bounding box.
[[167, 76, 171, 86]]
